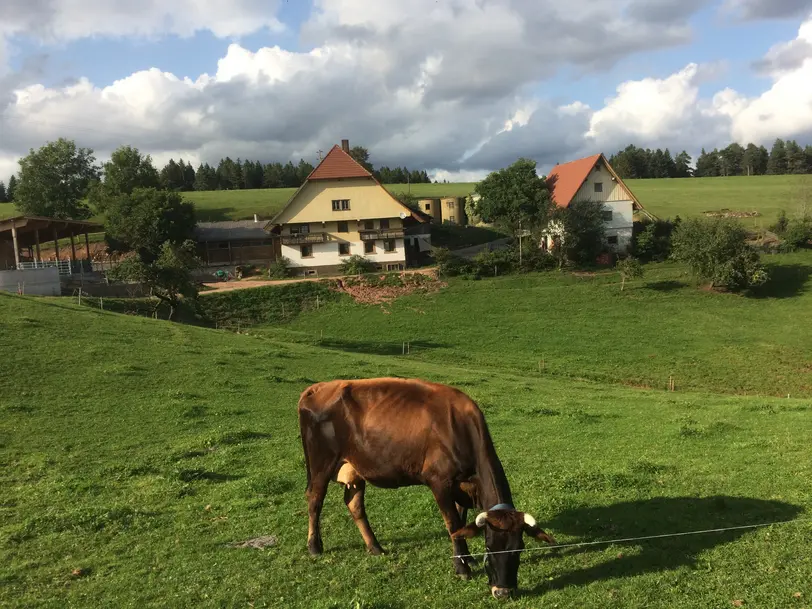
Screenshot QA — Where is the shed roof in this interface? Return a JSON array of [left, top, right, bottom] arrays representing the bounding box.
[[0, 216, 104, 248], [194, 221, 270, 242]]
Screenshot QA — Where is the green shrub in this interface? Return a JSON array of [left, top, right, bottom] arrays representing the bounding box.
[[339, 254, 378, 276], [433, 247, 473, 277], [268, 256, 292, 279], [671, 216, 768, 291], [633, 217, 680, 262], [782, 219, 812, 250], [770, 210, 790, 235]]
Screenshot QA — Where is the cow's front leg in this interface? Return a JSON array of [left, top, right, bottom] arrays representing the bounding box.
[[430, 484, 473, 579]]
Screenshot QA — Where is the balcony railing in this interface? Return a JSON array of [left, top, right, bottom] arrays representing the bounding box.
[[359, 229, 405, 241], [281, 232, 329, 245]]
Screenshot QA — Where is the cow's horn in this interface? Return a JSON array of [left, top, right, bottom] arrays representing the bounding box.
[[475, 512, 489, 527], [523, 513, 537, 527]]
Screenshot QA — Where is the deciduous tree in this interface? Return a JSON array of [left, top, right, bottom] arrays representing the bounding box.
[[14, 138, 100, 219], [104, 187, 196, 261], [473, 158, 553, 235], [671, 216, 768, 291]]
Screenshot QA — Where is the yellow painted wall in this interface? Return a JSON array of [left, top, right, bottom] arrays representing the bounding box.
[[440, 197, 465, 224], [574, 161, 633, 203], [274, 178, 410, 225]]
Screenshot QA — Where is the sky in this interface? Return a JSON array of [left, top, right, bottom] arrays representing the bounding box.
[[1, 0, 812, 183]]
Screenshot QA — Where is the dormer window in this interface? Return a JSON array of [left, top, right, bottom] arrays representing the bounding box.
[[332, 199, 350, 211]]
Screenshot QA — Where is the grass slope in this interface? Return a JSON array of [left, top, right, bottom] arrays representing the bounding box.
[[264, 252, 812, 399], [628, 175, 812, 224], [2, 290, 811, 608]]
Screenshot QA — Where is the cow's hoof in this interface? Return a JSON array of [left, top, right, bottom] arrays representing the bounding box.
[[307, 539, 323, 556], [454, 561, 472, 580], [368, 545, 386, 556]]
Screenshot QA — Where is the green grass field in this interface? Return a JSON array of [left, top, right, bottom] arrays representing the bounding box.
[[627, 175, 812, 224], [2, 250, 812, 608], [4, 176, 811, 225]]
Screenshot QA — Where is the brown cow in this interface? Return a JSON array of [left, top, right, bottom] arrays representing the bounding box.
[[297, 377, 557, 599]]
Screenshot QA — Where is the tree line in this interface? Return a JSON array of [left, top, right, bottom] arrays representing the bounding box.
[[609, 138, 812, 179], [0, 142, 432, 205]]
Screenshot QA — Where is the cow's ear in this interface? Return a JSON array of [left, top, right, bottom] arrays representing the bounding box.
[[452, 522, 484, 539], [523, 524, 557, 545]]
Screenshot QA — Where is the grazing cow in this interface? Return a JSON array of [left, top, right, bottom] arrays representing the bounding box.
[[297, 377, 557, 599]]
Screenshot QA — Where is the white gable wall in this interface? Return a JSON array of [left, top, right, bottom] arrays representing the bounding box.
[[573, 160, 635, 253]]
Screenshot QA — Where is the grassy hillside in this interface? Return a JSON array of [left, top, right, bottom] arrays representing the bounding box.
[[179, 183, 477, 222], [0, 183, 476, 223], [628, 175, 812, 224], [260, 252, 812, 399], [1, 292, 810, 608], [5, 175, 810, 224]]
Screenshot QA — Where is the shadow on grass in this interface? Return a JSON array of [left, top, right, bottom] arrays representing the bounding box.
[[194, 207, 239, 222], [523, 495, 804, 596], [177, 469, 243, 483], [318, 338, 450, 356], [645, 280, 686, 292], [748, 263, 812, 299]]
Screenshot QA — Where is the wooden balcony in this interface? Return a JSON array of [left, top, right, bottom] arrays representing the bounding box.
[[359, 229, 405, 241], [281, 232, 329, 245]]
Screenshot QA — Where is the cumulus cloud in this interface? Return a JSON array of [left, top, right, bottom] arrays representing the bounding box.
[[723, 0, 812, 20], [468, 15, 812, 173], [0, 0, 284, 73], [1, 1, 811, 183]]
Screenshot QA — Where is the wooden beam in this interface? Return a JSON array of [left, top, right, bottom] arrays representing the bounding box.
[[35, 229, 41, 262], [11, 222, 20, 268], [70, 231, 77, 262], [53, 227, 60, 261], [84, 232, 91, 262]]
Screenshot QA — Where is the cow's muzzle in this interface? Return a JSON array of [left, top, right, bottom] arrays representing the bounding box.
[[491, 586, 514, 600]]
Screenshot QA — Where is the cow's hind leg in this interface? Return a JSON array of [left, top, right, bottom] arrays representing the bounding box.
[[300, 415, 339, 556], [431, 484, 472, 579], [344, 480, 385, 555]]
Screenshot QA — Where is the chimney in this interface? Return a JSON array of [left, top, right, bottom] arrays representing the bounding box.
[[341, 139, 350, 153]]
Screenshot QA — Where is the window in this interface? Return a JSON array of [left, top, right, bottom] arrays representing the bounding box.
[[364, 220, 374, 230], [379, 218, 390, 229], [594, 182, 603, 193], [447, 201, 455, 209], [290, 223, 309, 234], [338, 242, 350, 256], [300, 244, 313, 258], [425, 203, 431, 211], [331, 199, 350, 211], [384, 239, 396, 252], [386, 263, 403, 271], [364, 241, 375, 254], [602, 210, 613, 222], [607, 235, 618, 245], [337, 221, 349, 233], [449, 215, 455, 223]]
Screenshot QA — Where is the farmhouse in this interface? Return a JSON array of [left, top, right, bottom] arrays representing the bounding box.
[[542, 153, 652, 253], [265, 140, 429, 277]]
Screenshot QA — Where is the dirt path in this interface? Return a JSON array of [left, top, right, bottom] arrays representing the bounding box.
[[200, 267, 439, 293]]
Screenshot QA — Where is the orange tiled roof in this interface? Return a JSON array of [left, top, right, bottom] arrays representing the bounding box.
[[307, 145, 373, 180], [546, 154, 602, 208]]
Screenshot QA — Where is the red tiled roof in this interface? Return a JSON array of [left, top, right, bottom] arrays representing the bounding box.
[[546, 154, 601, 208], [307, 144, 373, 180]]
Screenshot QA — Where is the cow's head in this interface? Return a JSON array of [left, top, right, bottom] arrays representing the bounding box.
[[452, 506, 556, 599]]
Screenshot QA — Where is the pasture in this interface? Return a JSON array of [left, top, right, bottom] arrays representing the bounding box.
[[627, 175, 812, 224], [2, 250, 812, 608]]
